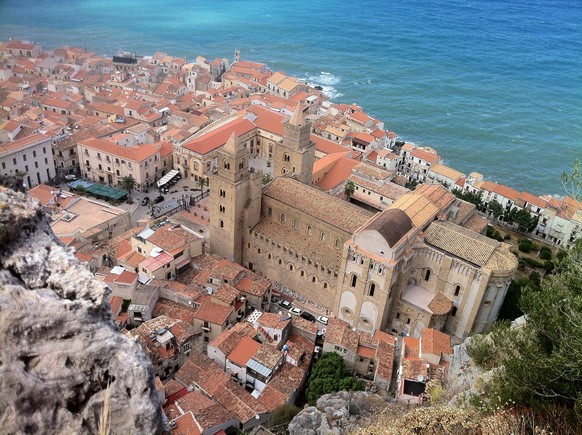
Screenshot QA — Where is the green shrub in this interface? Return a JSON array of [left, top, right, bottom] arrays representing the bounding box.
[[466, 334, 496, 370], [539, 246, 552, 260], [518, 239, 533, 253], [518, 259, 526, 270], [522, 257, 544, 269], [544, 260, 555, 273]]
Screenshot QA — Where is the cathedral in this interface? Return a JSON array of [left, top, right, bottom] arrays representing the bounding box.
[[209, 106, 517, 341]]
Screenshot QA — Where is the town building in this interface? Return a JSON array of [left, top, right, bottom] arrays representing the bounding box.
[[1, 132, 56, 188]]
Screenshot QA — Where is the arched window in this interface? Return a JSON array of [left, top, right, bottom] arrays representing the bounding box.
[[289, 264, 294, 271], [219, 220, 224, 228], [219, 205, 225, 213], [351, 275, 357, 287], [239, 160, 244, 170], [323, 282, 328, 289], [306, 225, 312, 236], [278, 258, 283, 265], [300, 270, 305, 277], [268, 207, 272, 217], [334, 238, 340, 249], [268, 253, 272, 260], [293, 219, 298, 229], [280, 213, 285, 223], [454, 285, 461, 296], [425, 269, 431, 281], [311, 276, 316, 283], [257, 247, 261, 254], [284, 153, 290, 162], [219, 188, 226, 198], [369, 283, 376, 297], [223, 160, 230, 170], [320, 232, 326, 242]]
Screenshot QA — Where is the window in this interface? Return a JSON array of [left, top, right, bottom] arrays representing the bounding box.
[[35, 162, 38, 169], [280, 213, 285, 223], [1, 162, 4, 170], [311, 276, 316, 283], [43, 147, 46, 154], [284, 153, 290, 162], [45, 158, 48, 164], [306, 225, 312, 236], [334, 238, 340, 249], [300, 270, 305, 277], [33, 151, 36, 158], [219, 220, 224, 228], [451, 306, 457, 317], [293, 219, 298, 229], [268, 207, 272, 217], [219, 205, 225, 213], [220, 188, 226, 198], [425, 269, 431, 281], [368, 283, 376, 297], [12, 158, 16, 165], [454, 285, 461, 297], [320, 232, 326, 242], [351, 275, 357, 287], [407, 318, 411, 325]]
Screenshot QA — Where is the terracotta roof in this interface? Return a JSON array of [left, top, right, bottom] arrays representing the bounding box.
[[209, 322, 257, 355], [414, 184, 456, 211], [263, 177, 373, 234], [357, 345, 376, 359], [325, 318, 358, 352], [427, 292, 453, 315], [79, 137, 160, 162], [172, 412, 202, 435], [316, 155, 359, 191], [424, 221, 499, 267], [410, 148, 440, 164], [227, 336, 261, 367], [194, 295, 233, 325], [247, 105, 285, 136], [176, 354, 231, 395], [480, 181, 519, 201], [213, 381, 269, 424], [390, 193, 439, 229], [182, 117, 256, 155], [421, 328, 452, 357], [312, 134, 350, 155]]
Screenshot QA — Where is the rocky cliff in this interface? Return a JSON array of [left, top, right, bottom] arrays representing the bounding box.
[[0, 182, 166, 434]]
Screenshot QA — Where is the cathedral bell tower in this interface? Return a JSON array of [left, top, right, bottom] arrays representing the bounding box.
[[209, 132, 251, 264], [274, 104, 315, 186]]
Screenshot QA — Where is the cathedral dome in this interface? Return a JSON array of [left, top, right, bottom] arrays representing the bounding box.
[[365, 209, 413, 247]]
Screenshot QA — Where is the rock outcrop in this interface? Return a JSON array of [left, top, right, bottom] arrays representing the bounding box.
[[0, 184, 167, 434], [288, 391, 389, 435]]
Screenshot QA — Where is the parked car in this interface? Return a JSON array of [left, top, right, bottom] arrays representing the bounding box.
[[289, 307, 303, 316], [300, 311, 316, 322], [64, 174, 76, 181], [278, 300, 292, 309], [154, 195, 165, 204], [141, 196, 150, 206], [316, 315, 329, 325]]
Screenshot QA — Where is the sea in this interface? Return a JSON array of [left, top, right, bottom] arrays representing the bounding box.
[[1, 0, 580, 196]]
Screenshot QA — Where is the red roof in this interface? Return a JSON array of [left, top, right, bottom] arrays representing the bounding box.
[[182, 117, 256, 155], [227, 336, 261, 367]]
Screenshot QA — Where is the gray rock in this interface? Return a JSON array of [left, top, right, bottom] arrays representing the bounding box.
[[0, 186, 167, 434]]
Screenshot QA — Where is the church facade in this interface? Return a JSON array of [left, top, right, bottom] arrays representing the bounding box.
[[209, 106, 517, 341]]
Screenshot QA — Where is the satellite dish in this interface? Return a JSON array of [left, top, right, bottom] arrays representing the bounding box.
[[417, 375, 424, 382]]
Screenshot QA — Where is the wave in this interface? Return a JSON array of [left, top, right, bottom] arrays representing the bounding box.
[[300, 72, 343, 100]]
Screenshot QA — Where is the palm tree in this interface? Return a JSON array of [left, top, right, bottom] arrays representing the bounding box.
[[120, 175, 136, 199], [344, 180, 355, 200], [198, 177, 207, 191]]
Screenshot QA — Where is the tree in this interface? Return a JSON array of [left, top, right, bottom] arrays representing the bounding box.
[[119, 175, 136, 198], [262, 174, 273, 185], [452, 188, 483, 207], [344, 180, 355, 200], [306, 352, 364, 404], [197, 177, 206, 191], [488, 199, 503, 220], [562, 158, 581, 200], [484, 240, 582, 413]]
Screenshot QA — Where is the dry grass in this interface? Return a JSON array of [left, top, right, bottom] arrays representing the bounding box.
[[98, 384, 112, 435]]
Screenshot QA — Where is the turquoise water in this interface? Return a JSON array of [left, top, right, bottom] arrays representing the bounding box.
[[1, 0, 580, 195]]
